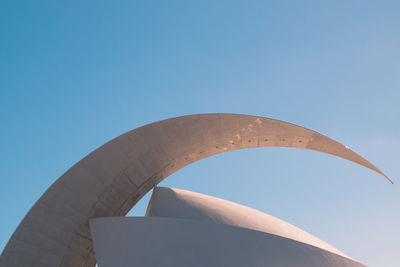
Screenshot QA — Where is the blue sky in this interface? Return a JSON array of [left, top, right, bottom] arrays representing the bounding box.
[[1, 1, 399, 266]]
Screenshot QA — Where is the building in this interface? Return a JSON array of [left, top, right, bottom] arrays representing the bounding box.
[[91, 187, 365, 266], [0, 114, 390, 266]]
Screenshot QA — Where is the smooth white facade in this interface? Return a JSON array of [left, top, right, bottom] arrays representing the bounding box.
[[90, 217, 364, 267], [90, 187, 365, 267], [147, 187, 348, 258]]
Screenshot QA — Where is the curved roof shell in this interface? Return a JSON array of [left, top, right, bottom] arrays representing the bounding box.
[[90, 217, 365, 267], [147, 187, 349, 258]]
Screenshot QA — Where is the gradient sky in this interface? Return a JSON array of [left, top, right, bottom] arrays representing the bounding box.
[[1, 1, 399, 266]]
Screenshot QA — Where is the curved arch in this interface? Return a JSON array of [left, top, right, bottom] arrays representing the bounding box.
[[0, 114, 391, 267]]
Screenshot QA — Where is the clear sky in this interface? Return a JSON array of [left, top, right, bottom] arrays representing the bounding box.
[[1, 1, 399, 266]]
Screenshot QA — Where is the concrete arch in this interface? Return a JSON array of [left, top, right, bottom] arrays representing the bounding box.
[[0, 114, 391, 267]]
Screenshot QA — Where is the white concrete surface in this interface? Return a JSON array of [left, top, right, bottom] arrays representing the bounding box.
[[90, 217, 365, 267], [0, 114, 388, 267], [147, 187, 349, 258]]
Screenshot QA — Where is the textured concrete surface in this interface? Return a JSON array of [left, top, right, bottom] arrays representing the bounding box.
[[90, 217, 365, 267], [147, 187, 349, 258], [0, 113, 389, 267]]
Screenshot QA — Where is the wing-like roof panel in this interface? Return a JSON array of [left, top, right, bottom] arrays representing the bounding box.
[[147, 187, 349, 258], [90, 217, 365, 267]]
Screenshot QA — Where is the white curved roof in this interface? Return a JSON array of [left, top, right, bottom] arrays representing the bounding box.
[[90, 217, 364, 267], [147, 187, 349, 259]]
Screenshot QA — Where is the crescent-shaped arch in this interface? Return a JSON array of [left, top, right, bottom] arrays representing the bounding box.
[[0, 113, 391, 267]]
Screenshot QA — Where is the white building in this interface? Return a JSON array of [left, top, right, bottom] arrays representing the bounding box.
[[91, 187, 364, 267]]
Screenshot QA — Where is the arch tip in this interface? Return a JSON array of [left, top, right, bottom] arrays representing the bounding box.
[[387, 177, 394, 184], [382, 174, 394, 184]]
